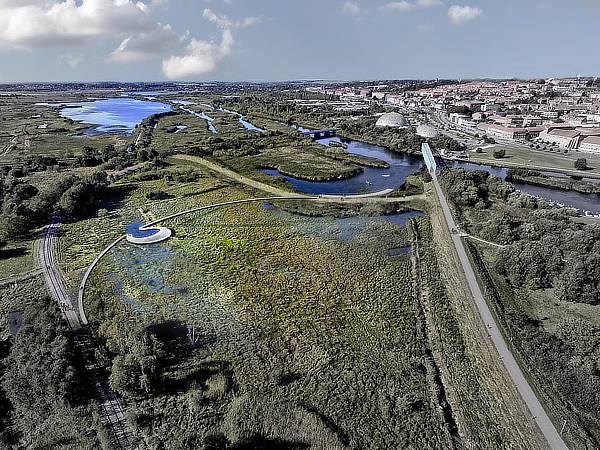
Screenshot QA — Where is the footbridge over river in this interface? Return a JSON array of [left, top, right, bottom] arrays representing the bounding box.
[[421, 143, 437, 173]]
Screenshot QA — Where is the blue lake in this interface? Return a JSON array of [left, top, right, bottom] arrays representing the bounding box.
[[59, 98, 171, 136]]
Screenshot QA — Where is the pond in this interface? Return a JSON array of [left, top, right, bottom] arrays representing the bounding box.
[[57, 98, 171, 136]]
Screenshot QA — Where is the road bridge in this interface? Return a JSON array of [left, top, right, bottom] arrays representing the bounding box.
[[302, 128, 337, 139]]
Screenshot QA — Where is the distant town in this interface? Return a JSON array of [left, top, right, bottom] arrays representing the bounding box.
[[304, 77, 600, 154]]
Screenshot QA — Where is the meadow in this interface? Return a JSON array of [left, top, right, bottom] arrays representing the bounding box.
[[58, 161, 453, 448]]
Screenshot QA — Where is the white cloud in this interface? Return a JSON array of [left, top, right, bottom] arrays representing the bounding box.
[[0, 0, 152, 49], [161, 8, 234, 79], [162, 29, 233, 79], [237, 16, 262, 28], [384, 1, 413, 11], [383, 0, 442, 11], [342, 1, 362, 17], [0, 1, 242, 78], [448, 5, 482, 24], [108, 23, 180, 62], [58, 53, 84, 68]]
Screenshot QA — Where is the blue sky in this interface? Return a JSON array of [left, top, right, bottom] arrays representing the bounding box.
[[0, 0, 598, 82]]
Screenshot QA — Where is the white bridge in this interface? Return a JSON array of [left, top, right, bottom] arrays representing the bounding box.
[[422, 143, 437, 173]]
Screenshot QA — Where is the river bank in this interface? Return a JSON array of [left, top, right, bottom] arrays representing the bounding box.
[[505, 169, 600, 195]]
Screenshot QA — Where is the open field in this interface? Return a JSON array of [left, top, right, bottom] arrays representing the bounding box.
[[0, 234, 37, 278], [470, 144, 600, 178]]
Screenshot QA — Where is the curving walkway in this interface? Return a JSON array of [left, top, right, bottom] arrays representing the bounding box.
[[78, 196, 316, 326]]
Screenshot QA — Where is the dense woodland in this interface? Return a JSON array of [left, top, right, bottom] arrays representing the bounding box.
[[0, 169, 108, 241], [441, 168, 600, 304], [0, 283, 103, 448]]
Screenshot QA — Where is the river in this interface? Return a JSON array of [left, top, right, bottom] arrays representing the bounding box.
[[260, 125, 600, 214], [41, 97, 600, 213]]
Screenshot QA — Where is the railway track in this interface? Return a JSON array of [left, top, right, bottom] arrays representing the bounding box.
[[39, 217, 138, 449], [39, 217, 81, 329]]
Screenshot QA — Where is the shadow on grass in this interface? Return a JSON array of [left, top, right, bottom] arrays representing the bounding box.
[[0, 247, 28, 260], [205, 434, 309, 449]]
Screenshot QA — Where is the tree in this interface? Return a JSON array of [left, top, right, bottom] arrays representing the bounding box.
[[575, 158, 588, 171], [556, 254, 600, 305], [493, 148, 506, 159]]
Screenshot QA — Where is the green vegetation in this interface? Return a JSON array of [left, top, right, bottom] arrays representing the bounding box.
[[0, 278, 105, 448], [493, 148, 506, 159], [575, 157, 588, 171], [506, 168, 600, 195], [0, 169, 109, 240], [440, 168, 600, 447], [470, 144, 600, 178], [56, 161, 454, 448]]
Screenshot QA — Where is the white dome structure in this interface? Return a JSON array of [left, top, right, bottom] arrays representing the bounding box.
[[416, 124, 441, 138], [375, 112, 409, 128]]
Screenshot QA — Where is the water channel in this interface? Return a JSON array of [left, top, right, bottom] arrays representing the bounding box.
[[41, 97, 600, 213], [260, 125, 600, 214]]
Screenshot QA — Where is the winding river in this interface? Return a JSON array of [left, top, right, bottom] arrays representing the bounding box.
[[42, 97, 599, 214], [260, 125, 600, 214]]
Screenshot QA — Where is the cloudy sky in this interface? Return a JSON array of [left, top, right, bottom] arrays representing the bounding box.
[[0, 0, 598, 82]]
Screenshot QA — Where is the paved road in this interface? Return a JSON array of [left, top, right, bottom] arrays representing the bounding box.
[[39, 217, 81, 330], [431, 172, 568, 450]]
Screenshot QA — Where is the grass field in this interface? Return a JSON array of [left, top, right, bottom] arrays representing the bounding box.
[[470, 144, 600, 178], [0, 235, 37, 278]]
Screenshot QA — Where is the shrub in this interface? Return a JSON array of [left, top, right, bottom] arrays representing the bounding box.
[[493, 148, 506, 159], [575, 158, 588, 171]]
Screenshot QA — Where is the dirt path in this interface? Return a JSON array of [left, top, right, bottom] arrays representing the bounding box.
[[0, 269, 44, 287], [169, 154, 424, 204]]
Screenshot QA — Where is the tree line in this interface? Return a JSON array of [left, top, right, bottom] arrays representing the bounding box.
[[440, 168, 600, 305]]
